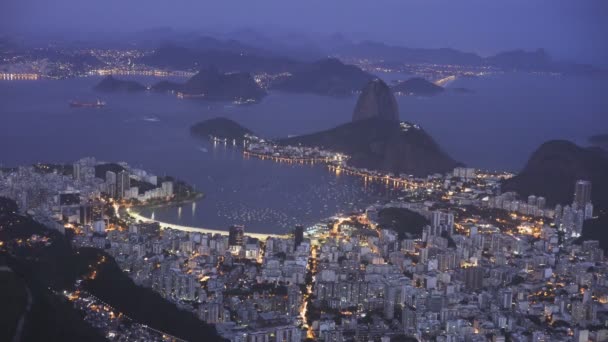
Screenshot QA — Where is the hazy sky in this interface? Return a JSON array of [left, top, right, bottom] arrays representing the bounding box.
[[2, 0, 607, 64]]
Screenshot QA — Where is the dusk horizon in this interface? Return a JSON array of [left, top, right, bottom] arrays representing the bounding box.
[[1, 2, 608, 342]]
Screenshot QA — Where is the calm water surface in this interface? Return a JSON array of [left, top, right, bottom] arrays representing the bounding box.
[[1, 73, 606, 233]]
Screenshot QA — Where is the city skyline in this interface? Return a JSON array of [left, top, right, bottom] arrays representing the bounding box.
[[1, 1, 608, 66], [2, 2, 608, 342]]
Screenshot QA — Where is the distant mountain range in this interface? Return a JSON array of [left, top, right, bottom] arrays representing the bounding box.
[[140, 45, 374, 97], [133, 36, 608, 101], [5, 30, 607, 79], [138, 44, 300, 73], [335, 41, 483, 66], [333, 42, 605, 76], [271, 58, 374, 97], [140, 44, 374, 97]]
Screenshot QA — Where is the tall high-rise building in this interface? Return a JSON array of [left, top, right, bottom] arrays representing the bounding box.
[[294, 225, 304, 250], [584, 202, 594, 219], [116, 170, 131, 199], [73, 163, 81, 181], [500, 289, 513, 309], [431, 211, 454, 236], [438, 252, 457, 271], [574, 180, 592, 208], [383, 284, 398, 319], [402, 306, 417, 332], [161, 181, 174, 197], [105, 171, 117, 183], [105, 171, 117, 198], [537, 196, 546, 210], [228, 225, 245, 246], [453, 167, 476, 179], [79, 204, 92, 225], [463, 266, 484, 291]]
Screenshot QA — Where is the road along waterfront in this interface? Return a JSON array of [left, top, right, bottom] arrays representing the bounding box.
[[126, 208, 285, 240]]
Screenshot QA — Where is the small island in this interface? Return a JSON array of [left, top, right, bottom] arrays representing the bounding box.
[[152, 68, 266, 103], [191, 79, 461, 177], [392, 77, 444, 96], [94, 75, 147, 92], [190, 117, 253, 144]]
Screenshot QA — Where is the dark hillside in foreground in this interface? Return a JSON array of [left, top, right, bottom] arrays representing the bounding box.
[[0, 197, 225, 342], [78, 247, 226, 342], [580, 215, 608, 251], [502, 140, 608, 210], [0, 260, 108, 342], [502, 141, 608, 251]]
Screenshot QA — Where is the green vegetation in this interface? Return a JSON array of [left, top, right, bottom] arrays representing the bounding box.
[[33, 163, 73, 176], [1, 197, 107, 342], [377, 207, 429, 239], [190, 117, 253, 143], [94, 163, 125, 180], [502, 140, 608, 209], [579, 215, 608, 251], [78, 248, 225, 342]]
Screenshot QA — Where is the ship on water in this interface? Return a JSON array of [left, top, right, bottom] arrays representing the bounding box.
[[69, 99, 106, 108]]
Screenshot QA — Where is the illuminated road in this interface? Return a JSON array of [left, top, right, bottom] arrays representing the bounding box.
[[127, 209, 284, 240], [434, 75, 456, 87]]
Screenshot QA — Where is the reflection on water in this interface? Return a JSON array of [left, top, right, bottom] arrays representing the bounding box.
[[1, 73, 607, 233], [138, 144, 393, 233]]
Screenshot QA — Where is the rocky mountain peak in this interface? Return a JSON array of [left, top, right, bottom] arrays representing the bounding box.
[[352, 78, 399, 122]]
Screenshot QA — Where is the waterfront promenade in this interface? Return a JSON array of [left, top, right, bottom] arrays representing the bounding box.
[[127, 209, 284, 240]]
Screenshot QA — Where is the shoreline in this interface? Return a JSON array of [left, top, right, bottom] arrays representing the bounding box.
[[126, 208, 286, 240], [130, 193, 204, 211]]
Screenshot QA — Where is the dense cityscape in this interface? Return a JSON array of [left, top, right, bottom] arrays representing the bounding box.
[[2, 2, 608, 342], [1, 141, 606, 341]]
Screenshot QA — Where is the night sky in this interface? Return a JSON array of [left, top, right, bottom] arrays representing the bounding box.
[[2, 0, 608, 65]]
